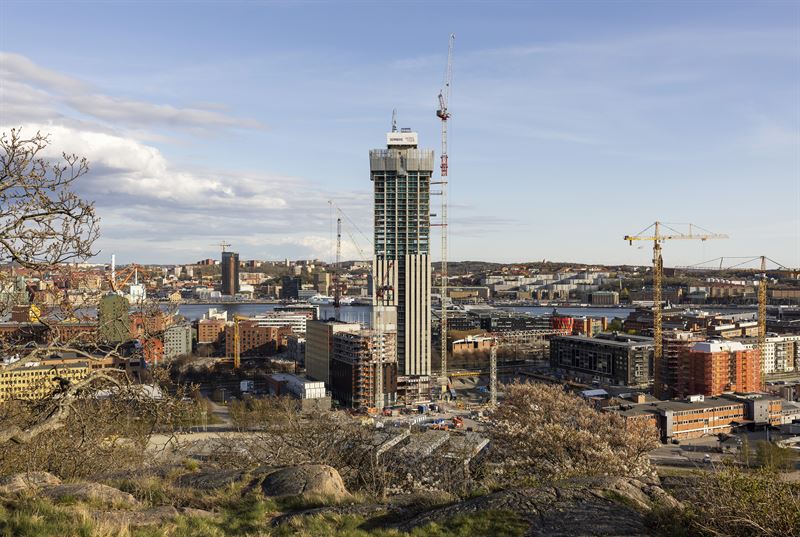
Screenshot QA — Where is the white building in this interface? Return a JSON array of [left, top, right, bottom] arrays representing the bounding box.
[[164, 323, 192, 360]]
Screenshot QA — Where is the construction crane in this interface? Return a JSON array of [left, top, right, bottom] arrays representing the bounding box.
[[216, 241, 231, 253], [624, 221, 728, 398], [333, 217, 342, 317], [327, 200, 387, 408], [232, 314, 249, 370], [435, 33, 455, 392], [677, 255, 788, 391], [108, 262, 150, 293]]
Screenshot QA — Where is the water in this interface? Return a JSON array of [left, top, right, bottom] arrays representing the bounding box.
[[175, 303, 633, 324], [498, 306, 634, 319], [176, 303, 372, 324]]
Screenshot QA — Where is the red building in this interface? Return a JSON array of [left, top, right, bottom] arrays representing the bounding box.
[[677, 340, 760, 397]]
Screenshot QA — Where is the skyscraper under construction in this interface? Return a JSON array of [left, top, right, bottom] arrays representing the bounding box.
[[370, 129, 433, 376]]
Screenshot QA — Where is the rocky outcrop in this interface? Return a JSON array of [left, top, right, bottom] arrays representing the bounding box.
[[174, 468, 247, 490], [0, 472, 61, 494], [261, 464, 350, 500], [397, 476, 679, 536], [43, 482, 139, 507]]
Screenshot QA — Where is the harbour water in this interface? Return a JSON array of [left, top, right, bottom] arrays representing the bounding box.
[[174, 303, 633, 323]]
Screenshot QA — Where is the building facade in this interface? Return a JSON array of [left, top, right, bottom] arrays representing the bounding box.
[[98, 294, 130, 344], [676, 340, 760, 397], [0, 361, 89, 402], [164, 323, 192, 360], [304, 320, 361, 384], [221, 251, 240, 296], [550, 333, 654, 386], [370, 130, 433, 376], [330, 329, 398, 409], [198, 318, 226, 345], [281, 275, 302, 300]]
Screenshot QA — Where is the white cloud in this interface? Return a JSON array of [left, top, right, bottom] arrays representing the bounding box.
[[0, 52, 262, 132]]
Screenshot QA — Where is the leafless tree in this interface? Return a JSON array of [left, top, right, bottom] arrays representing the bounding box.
[[0, 129, 198, 477], [0, 129, 99, 270]]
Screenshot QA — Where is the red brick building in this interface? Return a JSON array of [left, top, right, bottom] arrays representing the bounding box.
[[197, 319, 226, 345], [224, 322, 290, 357], [677, 340, 760, 397]]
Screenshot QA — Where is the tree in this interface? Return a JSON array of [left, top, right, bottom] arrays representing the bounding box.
[[486, 382, 659, 486], [0, 129, 99, 270], [0, 129, 187, 464], [755, 440, 794, 471]]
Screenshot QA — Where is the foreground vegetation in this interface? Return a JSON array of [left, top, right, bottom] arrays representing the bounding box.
[[0, 493, 527, 537]]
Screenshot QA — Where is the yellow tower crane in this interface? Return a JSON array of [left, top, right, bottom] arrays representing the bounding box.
[[678, 255, 788, 391], [624, 222, 728, 399], [232, 314, 249, 370]]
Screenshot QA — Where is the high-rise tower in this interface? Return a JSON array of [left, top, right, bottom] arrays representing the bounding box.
[[221, 251, 240, 295], [370, 129, 434, 376]]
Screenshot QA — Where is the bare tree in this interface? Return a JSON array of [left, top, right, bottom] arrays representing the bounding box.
[[0, 129, 99, 270]]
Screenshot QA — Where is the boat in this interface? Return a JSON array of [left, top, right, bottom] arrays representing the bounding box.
[[308, 294, 334, 305]]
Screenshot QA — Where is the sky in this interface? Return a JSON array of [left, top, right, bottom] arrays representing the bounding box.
[[1, 1, 799, 269]]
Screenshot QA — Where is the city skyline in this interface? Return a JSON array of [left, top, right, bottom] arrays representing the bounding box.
[[1, 2, 798, 267]]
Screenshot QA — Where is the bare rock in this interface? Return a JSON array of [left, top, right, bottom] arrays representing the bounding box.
[[398, 476, 682, 536], [261, 464, 350, 500], [174, 468, 246, 490], [44, 482, 139, 507], [0, 472, 61, 494]]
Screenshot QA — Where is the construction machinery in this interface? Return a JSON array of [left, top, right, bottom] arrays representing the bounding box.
[[328, 200, 389, 409], [624, 222, 728, 398], [434, 33, 455, 390], [333, 217, 342, 317], [677, 255, 788, 391], [108, 261, 150, 294], [232, 314, 249, 370]]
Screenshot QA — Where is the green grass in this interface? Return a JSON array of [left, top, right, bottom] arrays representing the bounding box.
[[0, 494, 528, 537], [0, 497, 94, 537]]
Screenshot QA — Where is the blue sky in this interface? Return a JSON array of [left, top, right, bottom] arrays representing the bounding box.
[[1, 1, 798, 268]]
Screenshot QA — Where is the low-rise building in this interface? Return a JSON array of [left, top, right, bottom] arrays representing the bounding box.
[[607, 393, 783, 442], [0, 361, 89, 402], [590, 291, 619, 306]]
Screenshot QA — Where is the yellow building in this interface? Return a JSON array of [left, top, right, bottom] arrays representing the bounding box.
[[0, 362, 89, 402]]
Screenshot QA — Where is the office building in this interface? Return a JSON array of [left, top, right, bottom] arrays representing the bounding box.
[[550, 333, 654, 387], [221, 251, 240, 295], [221, 252, 239, 296], [281, 275, 302, 300], [305, 320, 360, 384], [198, 318, 226, 345], [223, 321, 289, 357], [370, 129, 433, 376]]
